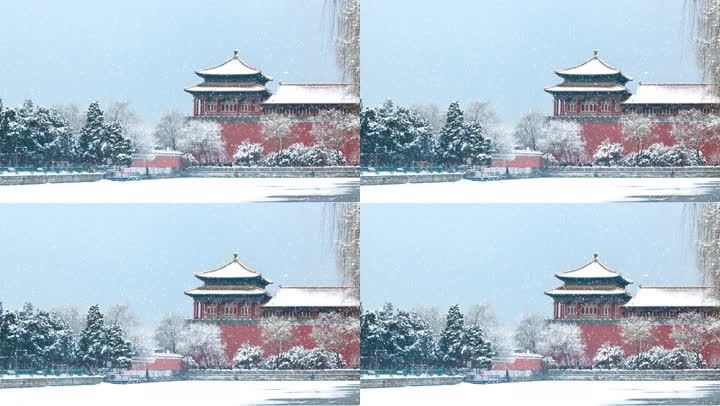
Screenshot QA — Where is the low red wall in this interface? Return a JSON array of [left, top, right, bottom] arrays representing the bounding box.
[[575, 323, 720, 367], [491, 153, 543, 169], [220, 123, 359, 165], [219, 324, 359, 367], [131, 355, 184, 371], [131, 154, 184, 169], [492, 354, 543, 371]]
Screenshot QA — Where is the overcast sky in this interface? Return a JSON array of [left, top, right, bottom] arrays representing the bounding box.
[[0, 204, 341, 326], [0, 0, 338, 122], [361, 0, 701, 123], [361, 204, 702, 325]]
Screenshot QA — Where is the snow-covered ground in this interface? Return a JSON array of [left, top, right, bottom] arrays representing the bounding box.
[[0, 380, 359, 405], [0, 178, 359, 203], [362, 381, 720, 405], [361, 178, 720, 203]]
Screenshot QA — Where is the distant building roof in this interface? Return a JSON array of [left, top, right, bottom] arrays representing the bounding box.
[[263, 83, 359, 105], [194, 253, 272, 285], [623, 286, 720, 308], [263, 286, 359, 308], [196, 49, 271, 80], [544, 84, 628, 93], [184, 84, 268, 93], [184, 287, 268, 296], [545, 287, 629, 296], [555, 50, 630, 80], [555, 253, 632, 284], [623, 83, 720, 105]]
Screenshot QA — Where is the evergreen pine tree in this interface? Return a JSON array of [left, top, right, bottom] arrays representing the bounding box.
[[437, 304, 466, 368], [438, 102, 466, 165], [77, 304, 107, 369], [105, 324, 132, 368], [462, 324, 493, 369], [78, 102, 106, 165], [105, 121, 132, 165]]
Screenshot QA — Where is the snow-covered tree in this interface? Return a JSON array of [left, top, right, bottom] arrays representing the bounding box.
[[513, 313, 546, 354], [461, 324, 493, 369], [513, 111, 547, 151], [671, 109, 716, 162], [592, 141, 625, 166], [620, 317, 655, 353], [310, 312, 359, 365], [437, 305, 465, 367], [51, 305, 85, 337], [621, 112, 656, 153], [412, 103, 445, 135], [105, 304, 139, 333], [670, 313, 720, 358], [177, 322, 227, 368], [261, 112, 295, 152], [124, 122, 155, 154], [77, 102, 132, 166], [232, 141, 264, 166], [538, 120, 585, 165], [105, 324, 133, 368], [76, 304, 108, 369], [311, 109, 358, 154], [260, 317, 294, 354], [52, 103, 86, 136], [264, 346, 346, 370], [232, 343, 264, 369], [154, 111, 186, 151], [412, 305, 446, 338], [176, 120, 225, 165], [438, 102, 494, 166], [592, 343, 624, 369], [264, 143, 344, 167], [538, 323, 586, 367], [154, 313, 186, 354], [360, 303, 436, 369]]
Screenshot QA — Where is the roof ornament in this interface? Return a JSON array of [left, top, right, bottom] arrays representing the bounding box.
[[593, 49, 599, 57], [593, 252, 599, 260], [233, 49, 239, 58], [233, 252, 239, 260]]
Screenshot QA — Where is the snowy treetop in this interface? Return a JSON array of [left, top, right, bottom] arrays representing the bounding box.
[[264, 84, 358, 105], [623, 83, 720, 105], [555, 51, 629, 80], [555, 255, 632, 284], [194, 253, 271, 283], [195, 50, 270, 79], [263, 286, 359, 308], [623, 286, 719, 308]]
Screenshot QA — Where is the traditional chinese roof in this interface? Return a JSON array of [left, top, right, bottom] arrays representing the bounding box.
[[623, 83, 720, 105], [544, 287, 629, 297], [263, 286, 359, 308], [554, 50, 631, 81], [544, 84, 628, 93], [195, 49, 272, 81], [554, 253, 632, 286], [623, 286, 720, 308], [184, 286, 269, 297], [184, 84, 268, 94], [194, 253, 272, 286], [263, 83, 358, 105]]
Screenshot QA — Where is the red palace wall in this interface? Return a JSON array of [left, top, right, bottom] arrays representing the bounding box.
[[130, 154, 185, 169], [573, 323, 720, 367], [578, 121, 720, 163], [131, 356, 184, 371], [219, 122, 360, 165], [491, 154, 544, 169], [219, 324, 360, 368], [491, 355, 544, 371]]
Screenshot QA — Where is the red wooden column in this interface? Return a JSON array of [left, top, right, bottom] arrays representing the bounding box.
[[236, 98, 240, 116], [216, 99, 222, 116], [193, 301, 198, 319], [193, 98, 198, 116], [553, 99, 558, 116], [200, 99, 205, 116], [553, 301, 558, 319], [575, 302, 580, 319]]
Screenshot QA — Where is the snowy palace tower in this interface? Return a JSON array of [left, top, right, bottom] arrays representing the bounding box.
[[185, 253, 272, 320], [545, 253, 632, 320], [185, 49, 272, 118], [545, 50, 631, 119]]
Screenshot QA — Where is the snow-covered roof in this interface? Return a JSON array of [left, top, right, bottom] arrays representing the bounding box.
[[263, 83, 358, 105], [184, 85, 268, 93], [195, 253, 271, 283], [263, 286, 359, 308], [555, 50, 630, 79], [622, 83, 720, 105], [623, 286, 720, 308], [544, 288, 628, 296], [184, 287, 268, 296], [555, 254, 632, 284], [196, 50, 270, 79], [544, 84, 628, 93]]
